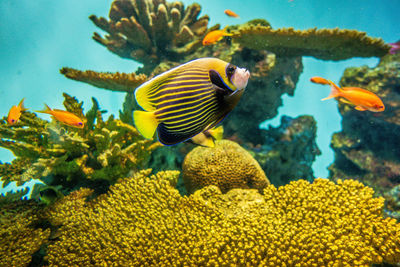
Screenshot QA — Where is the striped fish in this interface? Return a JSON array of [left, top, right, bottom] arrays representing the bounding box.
[[133, 57, 250, 145]]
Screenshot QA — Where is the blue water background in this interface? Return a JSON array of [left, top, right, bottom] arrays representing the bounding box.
[[0, 0, 399, 194]]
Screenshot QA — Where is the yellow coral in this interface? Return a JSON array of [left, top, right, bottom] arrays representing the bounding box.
[[0, 200, 50, 266], [233, 25, 390, 60], [60, 67, 148, 93], [182, 140, 270, 193], [44, 171, 400, 266]]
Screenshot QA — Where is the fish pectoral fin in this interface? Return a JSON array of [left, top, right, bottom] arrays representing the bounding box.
[[191, 132, 215, 147], [133, 110, 158, 139], [355, 106, 368, 111], [339, 98, 353, 105]]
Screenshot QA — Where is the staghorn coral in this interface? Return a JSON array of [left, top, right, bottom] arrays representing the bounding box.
[[233, 24, 391, 60], [43, 171, 400, 266], [328, 53, 400, 219], [60, 67, 148, 93], [89, 0, 210, 72], [0, 93, 160, 194], [252, 115, 321, 186], [182, 140, 270, 194], [0, 198, 50, 267]]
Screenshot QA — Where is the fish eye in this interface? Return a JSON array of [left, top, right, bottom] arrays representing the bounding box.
[[11, 119, 15, 123], [226, 64, 237, 80], [78, 122, 83, 125]]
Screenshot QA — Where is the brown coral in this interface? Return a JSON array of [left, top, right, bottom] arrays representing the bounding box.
[[0, 199, 50, 267], [233, 25, 390, 60], [182, 140, 270, 193], [89, 0, 209, 71], [44, 171, 400, 266], [60, 67, 147, 93]]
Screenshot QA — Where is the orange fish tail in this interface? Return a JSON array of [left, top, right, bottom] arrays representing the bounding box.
[[321, 81, 342, 101], [36, 104, 53, 114], [18, 98, 28, 111]]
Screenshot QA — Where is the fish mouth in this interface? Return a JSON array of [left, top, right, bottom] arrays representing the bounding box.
[[232, 67, 250, 90]]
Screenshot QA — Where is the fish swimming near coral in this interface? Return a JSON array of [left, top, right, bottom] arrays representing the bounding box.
[[7, 98, 28, 124], [202, 27, 233, 45], [134, 58, 250, 145], [190, 125, 224, 147], [36, 104, 85, 128], [310, 76, 385, 112], [224, 9, 239, 18]]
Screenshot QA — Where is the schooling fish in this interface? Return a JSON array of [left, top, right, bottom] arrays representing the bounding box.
[[36, 104, 85, 128], [310, 76, 385, 112], [224, 9, 239, 18], [202, 26, 233, 45], [134, 58, 250, 145], [7, 98, 28, 124], [191, 125, 224, 147]]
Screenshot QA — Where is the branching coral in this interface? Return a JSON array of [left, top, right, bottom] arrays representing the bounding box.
[[60, 67, 148, 93], [0, 93, 160, 194], [43, 171, 400, 266], [182, 140, 270, 194], [233, 24, 391, 60], [90, 0, 210, 70]]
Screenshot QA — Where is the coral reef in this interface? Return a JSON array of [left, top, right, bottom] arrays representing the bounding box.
[[0, 93, 160, 195], [182, 140, 270, 194], [60, 67, 147, 93], [89, 0, 210, 73], [0, 197, 50, 267], [252, 115, 321, 186], [233, 24, 391, 60], [328, 53, 400, 219], [40, 171, 400, 266]]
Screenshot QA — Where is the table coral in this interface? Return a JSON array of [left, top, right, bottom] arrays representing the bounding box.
[[233, 24, 390, 60], [43, 171, 400, 266], [182, 140, 270, 194], [0, 93, 160, 195], [60, 67, 148, 93], [90, 0, 209, 72]]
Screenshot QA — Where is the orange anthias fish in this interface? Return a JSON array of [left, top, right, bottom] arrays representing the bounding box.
[[7, 98, 28, 124], [36, 104, 85, 128], [310, 76, 385, 112], [224, 9, 239, 18], [202, 26, 233, 45]]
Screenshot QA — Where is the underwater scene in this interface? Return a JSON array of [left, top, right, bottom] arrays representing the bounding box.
[[1, 0, 400, 266]]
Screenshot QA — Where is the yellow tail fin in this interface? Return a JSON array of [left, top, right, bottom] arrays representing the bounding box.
[[133, 110, 158, 139]]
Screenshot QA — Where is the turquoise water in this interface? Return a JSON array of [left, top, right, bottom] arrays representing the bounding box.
[[0, 0, 399, 194]]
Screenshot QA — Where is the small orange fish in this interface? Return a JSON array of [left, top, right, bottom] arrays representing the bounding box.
[[224, 9, 239, 18], [36, 104, 85, 128], [310, 76, 385, 112], [202, 26, 233, 46], [7, 98, 28, 124]]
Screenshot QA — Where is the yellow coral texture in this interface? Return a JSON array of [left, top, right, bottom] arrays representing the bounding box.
[[182, 140, 270, 193], [44, 171, 400, 266]]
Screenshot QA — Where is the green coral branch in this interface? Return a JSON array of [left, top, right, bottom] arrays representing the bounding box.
[[0, 93, 160, 192]]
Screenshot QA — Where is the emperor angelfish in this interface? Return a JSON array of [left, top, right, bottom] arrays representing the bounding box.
[[133, 57, 250, 145]]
